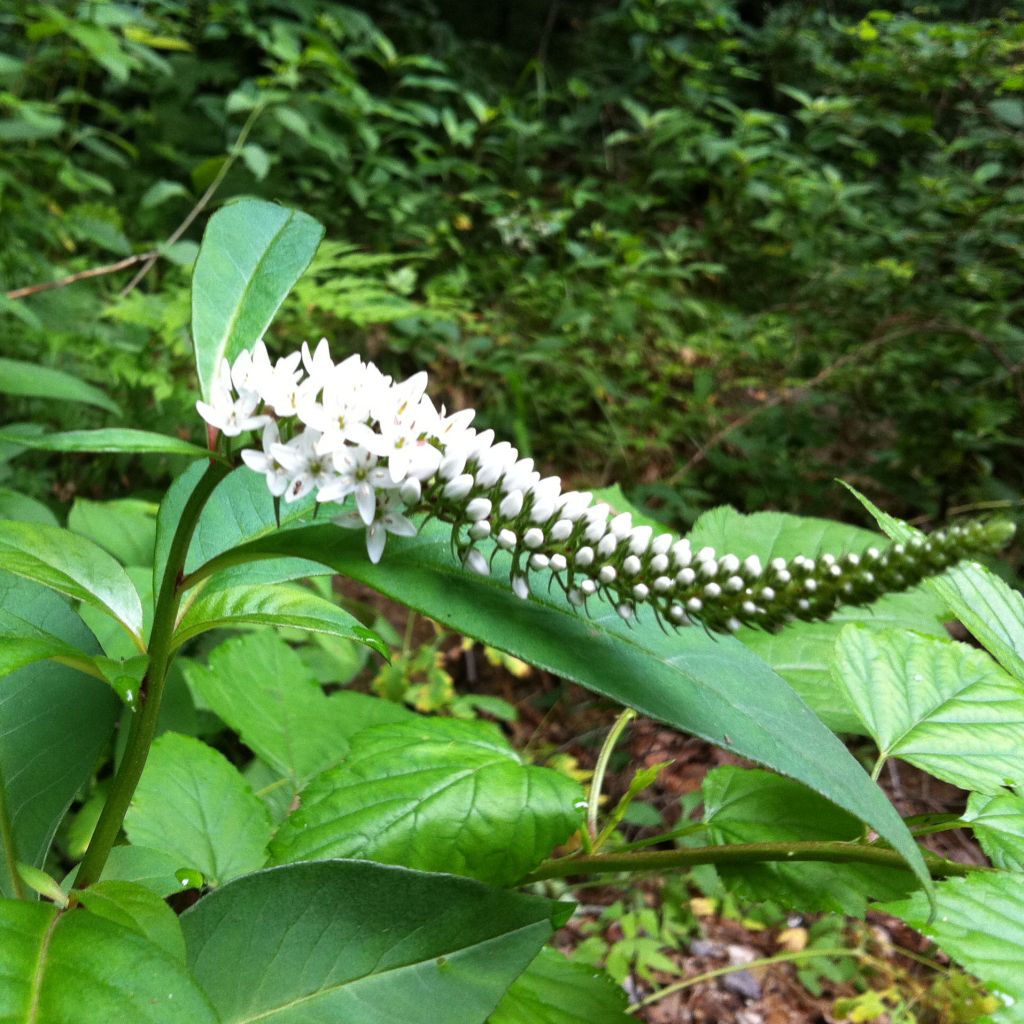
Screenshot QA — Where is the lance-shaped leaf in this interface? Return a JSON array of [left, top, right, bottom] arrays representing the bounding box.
[[155, 463, 322, 599], [186, 520, 934, 895], [488, 947, 631, 1024], [125, 732, 272, 887], [271, 717, 584, 886], [0, 427, 209, 458], [180, 860, 567, 1024], [182, 632, 409, 793], [0, 356, 120, 414], [832, 625, 1024, 794], [845, 484, 1024, 685], [0, 574, 119, 896], [0, 898, 217, 1023], [191, 199, 324, 402], [880, 873, 1024, 1023], [0, 520, 144, 643], [172, 581, 387, 654], [0, 489, 57, 526]]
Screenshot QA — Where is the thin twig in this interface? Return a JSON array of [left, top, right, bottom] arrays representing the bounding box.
[[4, 251, 158, 301], [119, 103, 265, 297]]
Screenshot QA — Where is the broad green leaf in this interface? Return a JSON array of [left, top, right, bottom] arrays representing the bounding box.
[[0, 520, 144, 642], [69, 497, 158, 569], [271, 717, 583, 885], [689, 506, 948, 732], [0, 574, 119, 896], [182, 632, 410, 793], [0, 899, 216, 1023], [77, 879, 187, 963], [0, 357, 120, 415], [963, 792, 1024, 872], [833, 625, 1024, 794], [0, 489, 57, 526], [125, 732, 272, 886], [190, 520, 933, 894], [489, 947, 631, 1024], [78, 565, 153, 660], [67, 844, 204, 898], [191, 198, 324, 402], [181, 860, 566, 1024], [880, 873, 1024, 1023], [0, 428, 209, 459], [703, 766, 913, 916], [173, 581, 387, 654], [846, 484, 1024, 684]]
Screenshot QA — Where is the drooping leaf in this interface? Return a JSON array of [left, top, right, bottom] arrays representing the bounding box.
[[172, 581, 387, 655], [962, 791, 1024, 872], [833, 625, 1024, 794], [845, 484, 1024, 684], [702, 766, 913, 916], [0, 574, 119, 896], [880, 873, 1024, 1023], [69, 498, 158, 569], [124, 732, 272, 886], [187, 520, 933, 894], [191, 198, 324, 402], [488, 947, 631, 1024], [182, 632, 410, 795], [0, 357, 120, 415], [76, 879, 187, 963], [0, 489, 57, 526], [688, 506, 949, 732], [271, 717, 583, 886], [0, 520, 144, 643], [0, 427, 209, 459], [0, 898, 216, 1022], [180, 860, 567, 1024]]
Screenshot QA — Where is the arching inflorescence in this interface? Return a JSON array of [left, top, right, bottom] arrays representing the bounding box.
[[198, 340, 1015, 634]]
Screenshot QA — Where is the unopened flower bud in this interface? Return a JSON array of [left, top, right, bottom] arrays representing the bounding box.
[[550, 519, 573, 542], [500, 490, 524, 518], [443, 474, 474, 500], [524, 527, 545, 549], [465, 497, 492, 521], [464, 549, 490, 576]]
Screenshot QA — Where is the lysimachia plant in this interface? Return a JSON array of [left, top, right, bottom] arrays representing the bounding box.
[[1, 198, 1023, 1022]]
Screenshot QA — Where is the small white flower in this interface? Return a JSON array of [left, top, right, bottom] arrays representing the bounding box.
[[271, 429, 333, 503], [240, 422, 290, 496]]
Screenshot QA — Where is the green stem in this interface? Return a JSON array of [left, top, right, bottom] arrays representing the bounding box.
[[588, 708, 636, 847], [74, 460, 229, 889], [523, 840, 982, 885], [628, 946, 861, 1012]]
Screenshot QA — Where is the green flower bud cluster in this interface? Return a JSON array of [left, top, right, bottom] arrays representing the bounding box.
[[420, 459, 1015, 634]]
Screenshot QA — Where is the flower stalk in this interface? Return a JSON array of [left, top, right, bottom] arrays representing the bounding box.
[[198, 340, 1015, 635]]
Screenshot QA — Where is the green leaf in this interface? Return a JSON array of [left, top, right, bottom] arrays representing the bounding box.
[[489, 947, 631, 1023], [0, 489, 57, 526], [0, 520, 144, 643], [844, 484, 1024, 684], [125, 732, 272, 886], [832, 625, 1024, 794], [689, 506, 948, 732], [271, 717, 583, 885], [0, 357, 120, 415], [69, 844, 204, 899], [155, 464, 322, 599], [182, 632, 410, 793], [880, 873, 1024, 1023], [180, 860, 566, 1024], [962, 791, 1024, 872], [0, 427, 210, 459], [0, 898, 217, 1022], [191, 520, 933, 894], [77, 880, 187, 963], [191, 199, 324, 402], [0, 574, 119, 896], [172, 581, 388, 654], [703, 766, 913, 916], [69, 498, 158, 568]]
